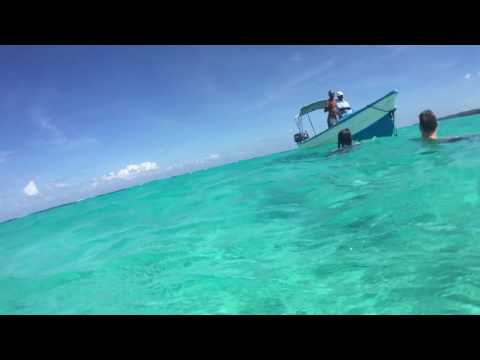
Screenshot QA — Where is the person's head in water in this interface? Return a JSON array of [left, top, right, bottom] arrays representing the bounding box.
[[328, 90, 335, 100], [419, 110, 438, 139], [338, 128, 353, 148]]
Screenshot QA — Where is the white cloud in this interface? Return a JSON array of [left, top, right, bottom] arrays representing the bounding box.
[[102, 161, 159, 181], [0, 150, 13, 163], [208, 153, 220, 160], [24, 181, 40, 197], [465, 73, 472, 80], [192, 154, 221, 166], [54, 182, 69, 188], [103, 172, 116, 181], [165, 162, 186, 172]]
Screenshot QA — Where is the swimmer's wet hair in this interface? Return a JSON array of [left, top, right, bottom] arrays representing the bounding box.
[[419, 110, 438, 135], [338, 128, 352, 148]]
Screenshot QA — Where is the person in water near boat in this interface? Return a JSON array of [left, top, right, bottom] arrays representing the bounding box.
[[338, 128, 353, 148], [418, 110, 469, 143], [328, 128, 357, 156], [324, 90, 338, 128], [336, 91, 352, 119], [419, 110, 438, 140]]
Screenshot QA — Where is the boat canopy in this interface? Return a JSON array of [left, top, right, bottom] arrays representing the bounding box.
[[299, 99, 327, 116]]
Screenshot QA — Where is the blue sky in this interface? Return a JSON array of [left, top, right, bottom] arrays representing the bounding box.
[[1, 45, 480, 221]]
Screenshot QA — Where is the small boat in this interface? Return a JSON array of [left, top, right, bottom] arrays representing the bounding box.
[[293, 90, 399, 148]]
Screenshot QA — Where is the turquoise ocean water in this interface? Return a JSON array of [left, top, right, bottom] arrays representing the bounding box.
[[2, 114, 480, 314]]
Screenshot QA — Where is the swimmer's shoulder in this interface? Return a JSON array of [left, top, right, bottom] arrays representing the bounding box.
[[411, 134, 480, 143], [435, 137, 463, 143], [328, 144, 358, 156], [436, 134, 480, 143], [328, 148, 344, 156]]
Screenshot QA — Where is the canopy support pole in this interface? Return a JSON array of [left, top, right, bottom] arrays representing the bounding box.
[[390, 108, 398, 136], [307, 114, 316, 135]]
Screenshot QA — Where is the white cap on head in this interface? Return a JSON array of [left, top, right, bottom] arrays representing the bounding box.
[[336, 91, 344, 97]]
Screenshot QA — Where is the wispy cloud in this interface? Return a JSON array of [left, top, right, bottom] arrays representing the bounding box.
[[41, 180, 74, 194], [102, 161, 159, 181], [31, 107, 98, 149], [383, 45, 418, 56], [431, 62, 457, 71], [384, 45, 417, 52], [378, 45, 418, 62], [162, 153, 222, 174], [64, 137, 99, 150], [245, 58, 336, 113], [195, 153, 223, 165], [24, 181, 39, 197], [38, 116, 65, 142], [0, 150, 14, 163], [465, 73, 472, 80], [48, 182, 69, 189], [290, 52, 303, 62], [284, 58, 336, 89]]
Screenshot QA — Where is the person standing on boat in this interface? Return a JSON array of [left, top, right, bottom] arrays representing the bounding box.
[[325, 90, 338, 128], [336, 91, 352, 119]]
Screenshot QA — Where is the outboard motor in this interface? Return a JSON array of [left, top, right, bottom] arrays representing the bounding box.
[[294, 131, 309, 143]]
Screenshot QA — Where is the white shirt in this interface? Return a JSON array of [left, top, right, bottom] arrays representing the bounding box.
[[337, 99, 352, 116]]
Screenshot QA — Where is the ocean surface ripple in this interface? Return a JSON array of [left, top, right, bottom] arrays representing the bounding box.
[[2, 115, 480, 314]]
